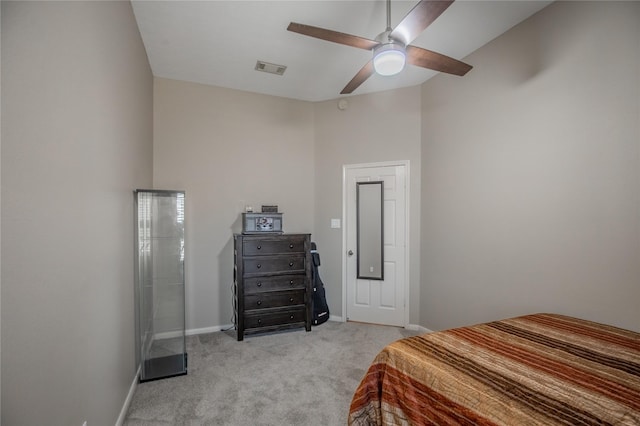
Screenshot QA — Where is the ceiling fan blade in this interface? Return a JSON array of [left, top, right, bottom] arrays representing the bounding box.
[[340, 60, 375, 94], [390, 0, 454, 45], [406, 45, 472, 76], [287, 22, 379, 51]]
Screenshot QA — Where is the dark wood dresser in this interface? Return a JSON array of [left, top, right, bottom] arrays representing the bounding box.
[[233, 233, 312, 341]]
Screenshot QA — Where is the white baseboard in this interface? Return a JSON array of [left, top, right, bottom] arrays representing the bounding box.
[[186, 324, 234, 336], [153, 330, 183, 340], [116, 365, 140, 426], [407, 323, 433, 334], [328, 315, 431, 333], [162, 321, 432, 337], [153, 324, 234, 340]]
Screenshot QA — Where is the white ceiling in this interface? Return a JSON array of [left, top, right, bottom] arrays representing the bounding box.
[[132, 0, 552, 102]]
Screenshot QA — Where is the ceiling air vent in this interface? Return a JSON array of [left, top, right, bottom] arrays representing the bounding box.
[[255, 60, 287, 76]]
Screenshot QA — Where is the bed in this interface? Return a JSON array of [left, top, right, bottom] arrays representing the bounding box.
[[348, 313, 640, 425]]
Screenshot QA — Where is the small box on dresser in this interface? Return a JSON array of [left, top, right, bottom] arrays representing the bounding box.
[[233, 233, 312, 341]]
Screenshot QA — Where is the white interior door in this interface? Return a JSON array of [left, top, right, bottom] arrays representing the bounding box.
[[344, 163, 407, 326]]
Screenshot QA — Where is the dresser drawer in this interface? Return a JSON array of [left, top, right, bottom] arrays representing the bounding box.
[[242, 236, 306, 256], [243, 255, 305, 274], [244, 290, 305, 310], [244, 274, 306, 294], [244, 308, 306, 329]]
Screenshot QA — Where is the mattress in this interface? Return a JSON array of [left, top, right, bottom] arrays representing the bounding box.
[[348, 313, 640, 425]]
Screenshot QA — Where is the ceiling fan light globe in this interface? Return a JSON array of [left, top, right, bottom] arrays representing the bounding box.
[[373, 44, 406, 76]]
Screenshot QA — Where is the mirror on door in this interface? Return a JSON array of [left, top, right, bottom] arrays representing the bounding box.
[[356, 181, 384, 280]]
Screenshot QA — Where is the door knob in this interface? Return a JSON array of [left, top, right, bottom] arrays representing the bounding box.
[[348, 250, 354, 256]]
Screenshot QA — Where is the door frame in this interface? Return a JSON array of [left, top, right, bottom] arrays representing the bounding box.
[[341, 160, 411, 327]]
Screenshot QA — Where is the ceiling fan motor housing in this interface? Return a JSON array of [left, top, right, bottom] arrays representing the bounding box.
[[373, 31, 406, 76]]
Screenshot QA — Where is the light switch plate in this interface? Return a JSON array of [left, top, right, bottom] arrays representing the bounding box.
[[330, 219, 341, 229]]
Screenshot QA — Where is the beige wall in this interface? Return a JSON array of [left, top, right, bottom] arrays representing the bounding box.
[[313, 89, 422, 324], [153, 80, 423, 328], [420, 1, 640, 332], [1, 1, 153, 424], [153, 78, 315, 330]]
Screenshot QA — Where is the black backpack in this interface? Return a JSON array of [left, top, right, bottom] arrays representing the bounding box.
[[310, 242, 330, 326]]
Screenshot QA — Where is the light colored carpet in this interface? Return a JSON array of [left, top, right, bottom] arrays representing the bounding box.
[[124, 321, 420, 425]]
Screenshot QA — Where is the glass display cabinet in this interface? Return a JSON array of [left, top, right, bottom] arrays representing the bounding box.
[[134, 189, 187, 382]]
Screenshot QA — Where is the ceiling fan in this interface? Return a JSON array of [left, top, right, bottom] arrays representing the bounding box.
[[287, 0, 472, 95]]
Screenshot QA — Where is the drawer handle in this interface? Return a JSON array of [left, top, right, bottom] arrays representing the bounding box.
[[289, 244, 294, 249], [289, 262, 294, 267], [258, 319, 262, 324], [257, 245, 261, 250], [289, 280, 294, 286], [257, 301, 262, 306], [257, 282, 262, 287], [290, 315, 294, 319], [289, 297, 294, 303], [256, 264, 261, 269]]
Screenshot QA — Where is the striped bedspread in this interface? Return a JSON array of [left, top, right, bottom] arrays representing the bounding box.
[[348, 313, 640, 425]]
